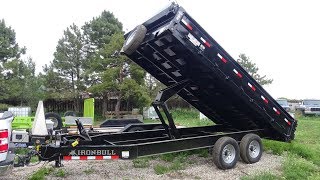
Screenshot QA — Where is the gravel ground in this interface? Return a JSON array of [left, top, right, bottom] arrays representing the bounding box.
[[1, 153, 282, 180]]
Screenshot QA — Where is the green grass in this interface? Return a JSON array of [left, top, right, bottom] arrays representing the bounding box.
[[93, 113, 106, 125], [83, 167, 95, 175], [15, 148, 29, 154], [282, 153, 319, 180], [241, 172, 280, 180], [14, 148, 39, 163], [159, 149, 208, 163], [171, 108, 214, 127], [263, 116, 320, 166], [28, 167, 54, 180], [144, 108, 214, 127], [154, 164, 170, 175], [249, 116, 320, 179], [133, 158, 150, 168], [154, 160, 186, 175], [153, 150, 208, 174], [54, 169, 67, 177]]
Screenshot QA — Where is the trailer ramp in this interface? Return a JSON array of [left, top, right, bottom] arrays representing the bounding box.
[[123, 3, 297, 142]]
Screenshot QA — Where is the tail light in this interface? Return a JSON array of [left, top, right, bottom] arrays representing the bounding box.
[[0, 129, 9, 153]]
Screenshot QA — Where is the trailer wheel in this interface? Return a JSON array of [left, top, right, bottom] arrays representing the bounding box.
[[122, 25, 147, 55], [240, 134, 263, 164], [213, 137, 239, 169], [45, 112, 63, 130], [128, 127, 145, 132]]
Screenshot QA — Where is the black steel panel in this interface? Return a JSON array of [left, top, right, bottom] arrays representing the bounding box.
[[124, 3, 297, 141]]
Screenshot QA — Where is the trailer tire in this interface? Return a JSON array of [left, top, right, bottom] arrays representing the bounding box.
[[45, 112, 63, 130], [122, 25, 147, 55], [64, 111, 76, 117], [128, 126, 145, 132], [240, 134, 263, 164], [213, 137, 239, 169]]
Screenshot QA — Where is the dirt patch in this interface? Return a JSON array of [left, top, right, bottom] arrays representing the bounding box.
[[1, 153, 282, 180]]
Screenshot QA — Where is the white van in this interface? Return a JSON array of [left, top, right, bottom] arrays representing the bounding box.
[[0, 112, 14, 175]]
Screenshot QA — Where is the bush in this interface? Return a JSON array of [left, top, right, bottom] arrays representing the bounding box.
[[0, 103, 9, 111]]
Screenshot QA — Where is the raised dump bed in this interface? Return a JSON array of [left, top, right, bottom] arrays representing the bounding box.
[[122, 3, 297, 142]]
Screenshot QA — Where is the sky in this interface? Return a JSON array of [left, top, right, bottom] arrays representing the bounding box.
[[0, 0, 319, 100]]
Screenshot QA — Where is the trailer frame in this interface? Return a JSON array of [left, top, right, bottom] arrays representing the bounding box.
[[39, 81, 266, 168]]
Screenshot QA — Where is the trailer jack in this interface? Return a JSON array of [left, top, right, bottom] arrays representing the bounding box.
[[152, 79, 190, 139]]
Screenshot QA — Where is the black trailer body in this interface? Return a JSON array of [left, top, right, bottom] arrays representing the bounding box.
[[34, 3, 297, 170], [122, 3, 297, 141], [40, 125, 264, 162]]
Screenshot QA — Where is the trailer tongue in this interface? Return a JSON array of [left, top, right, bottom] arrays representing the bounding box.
[[28, 3, 297, 170]]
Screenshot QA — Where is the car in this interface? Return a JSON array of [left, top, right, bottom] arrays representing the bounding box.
[[0, 111, 14, 176], [276, 99, 295, 118], [276, 99, 290, 111], [296, 99, 320, 116]]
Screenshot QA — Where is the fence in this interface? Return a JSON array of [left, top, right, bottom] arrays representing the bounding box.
[[1, 96, 190, 116]]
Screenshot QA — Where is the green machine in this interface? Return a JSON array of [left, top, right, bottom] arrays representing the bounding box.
[[83, 98, 94, 120]]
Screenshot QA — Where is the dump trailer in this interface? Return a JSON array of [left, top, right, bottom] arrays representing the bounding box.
[[24, 3, 296, 170]]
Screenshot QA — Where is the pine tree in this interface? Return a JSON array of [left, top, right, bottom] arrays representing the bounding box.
[[237, 54, 273, 85]]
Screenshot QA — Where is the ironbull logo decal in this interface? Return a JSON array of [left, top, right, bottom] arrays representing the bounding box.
[[69, 149, 116, 156]]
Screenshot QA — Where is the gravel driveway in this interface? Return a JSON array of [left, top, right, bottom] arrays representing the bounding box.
[[1, 153, 282, 180]]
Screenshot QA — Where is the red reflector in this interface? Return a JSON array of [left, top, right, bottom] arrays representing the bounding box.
[[284, 118, 291, 125], [273, 107, 281, 115], [0, 130, 8, 138], [233, 69, 243, 78], [111, 155, 119, 160], [96, 156, 104, 160], [0, 144, 8, 152], [186, 24, 193, 30], [217, 53, 227, 63], [63, 156, 72, 160], [80, 156, 87, 160], [204, 41, 211, 47], [181, 19, 193, 31], [248, 83, 256, 91], [200, 37, 211, 48], [261, 96, 268, 103]]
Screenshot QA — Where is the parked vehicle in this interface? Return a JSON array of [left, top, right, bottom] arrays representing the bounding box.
[[276, 99, 294, 118], [19, 3, 297, 170], [0, 112, 14, 175], [276, 99, 290, 112], [296, 99, 320, 116]]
